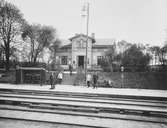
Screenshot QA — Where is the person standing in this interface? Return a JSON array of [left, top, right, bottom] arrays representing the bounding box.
[[121, 66, 124, 72], [57, 71, 63, 84], [69, 64, 73, 76], [68, 60, 72, 75], [86, 73, 91, 88], [50, 73, 54, 89], [52, 72, 57, 88], [93, 72, 98, 89]]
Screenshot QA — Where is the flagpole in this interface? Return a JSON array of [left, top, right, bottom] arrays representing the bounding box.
[[85, 3, 89, 83]]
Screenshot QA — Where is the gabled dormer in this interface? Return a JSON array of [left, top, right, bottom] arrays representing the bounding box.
[[69, 33, 95, 51]]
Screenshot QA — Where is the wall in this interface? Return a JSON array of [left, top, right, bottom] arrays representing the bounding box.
[[71, 36, 93, 69], [92, 48, 107, 65]]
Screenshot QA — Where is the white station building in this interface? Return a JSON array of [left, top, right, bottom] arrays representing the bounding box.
[[56, 33, 115, 70]]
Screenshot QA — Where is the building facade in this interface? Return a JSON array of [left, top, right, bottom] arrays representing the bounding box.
[[56, 34, 114, 70]]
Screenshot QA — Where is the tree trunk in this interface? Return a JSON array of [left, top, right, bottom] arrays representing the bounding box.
[[5, 48, 10, 71], [33, 57, 37, 64]]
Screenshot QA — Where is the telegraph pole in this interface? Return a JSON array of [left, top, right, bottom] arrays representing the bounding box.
[[82, 2, 89, 82], [85, 3, 89, 82]]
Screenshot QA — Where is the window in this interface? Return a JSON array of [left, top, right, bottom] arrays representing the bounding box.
[[61, 56, 68, 65], [76, 39, 86, 48], [81, 40, 86, 48], [97, 56, 104, 65]]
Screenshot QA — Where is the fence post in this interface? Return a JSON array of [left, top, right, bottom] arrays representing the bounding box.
[[121, 66, 124, 88]]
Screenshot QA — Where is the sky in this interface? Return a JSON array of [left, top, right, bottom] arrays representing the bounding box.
[[6, 0, 167, 46]]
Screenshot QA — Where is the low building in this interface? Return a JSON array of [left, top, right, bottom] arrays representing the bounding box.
[[56, 34, 115, 70]]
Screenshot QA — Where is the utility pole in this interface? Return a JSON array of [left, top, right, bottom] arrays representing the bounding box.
[[82, 2, 89, 83]]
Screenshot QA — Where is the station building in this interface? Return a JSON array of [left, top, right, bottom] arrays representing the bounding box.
[[56, 34, 115, 70]]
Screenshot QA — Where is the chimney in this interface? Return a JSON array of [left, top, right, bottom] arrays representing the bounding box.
[[91, 33, 95, 39]]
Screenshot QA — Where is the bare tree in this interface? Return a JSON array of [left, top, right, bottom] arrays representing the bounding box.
[[22, 24, 56, 63], [0, 44, 3, 60], [49, 39, 61, 64], [0, 0, 24, 71]]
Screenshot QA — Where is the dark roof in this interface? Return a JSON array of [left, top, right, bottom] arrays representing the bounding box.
[[92, 45, 113, 49], [59, 43, 113, 50], [95, 39, 115, 45], [69, 34, 95, 43], [59, 43, 72, 49]]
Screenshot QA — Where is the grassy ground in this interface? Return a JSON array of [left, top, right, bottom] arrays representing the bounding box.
[[73, 71, 167, 90], [102, 72, 167, 90], [0, 70, 15, 84]]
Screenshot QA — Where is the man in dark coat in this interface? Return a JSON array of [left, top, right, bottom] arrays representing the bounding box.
[[93, 72, 98, 89], [69, 64, 73, 76], [50, 73, 54, 89]]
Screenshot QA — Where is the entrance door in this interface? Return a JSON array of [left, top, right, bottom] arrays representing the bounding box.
[[78, 56, 84, 68]]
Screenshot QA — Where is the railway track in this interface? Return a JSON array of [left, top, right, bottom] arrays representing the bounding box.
[[0, 88, 167, 128], [0, 88, 167, 102]]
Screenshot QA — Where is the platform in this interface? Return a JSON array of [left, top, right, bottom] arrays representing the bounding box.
[[0, 83, 166, 99]]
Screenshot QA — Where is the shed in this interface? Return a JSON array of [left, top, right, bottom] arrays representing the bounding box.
[[15, 67, 47, 85]]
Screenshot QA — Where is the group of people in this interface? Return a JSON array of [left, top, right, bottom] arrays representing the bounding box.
[[49, 70, 99, 89], [86, 72, 99, 89], [49, 59, 100, 89], [50, 71, 63, 89], [49, 60, 73, 89]]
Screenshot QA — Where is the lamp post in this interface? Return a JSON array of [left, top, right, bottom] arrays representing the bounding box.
[[82, 3, 89, 83]]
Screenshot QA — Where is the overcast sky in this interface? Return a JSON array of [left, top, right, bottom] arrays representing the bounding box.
[[6, 0, 167, 46]]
